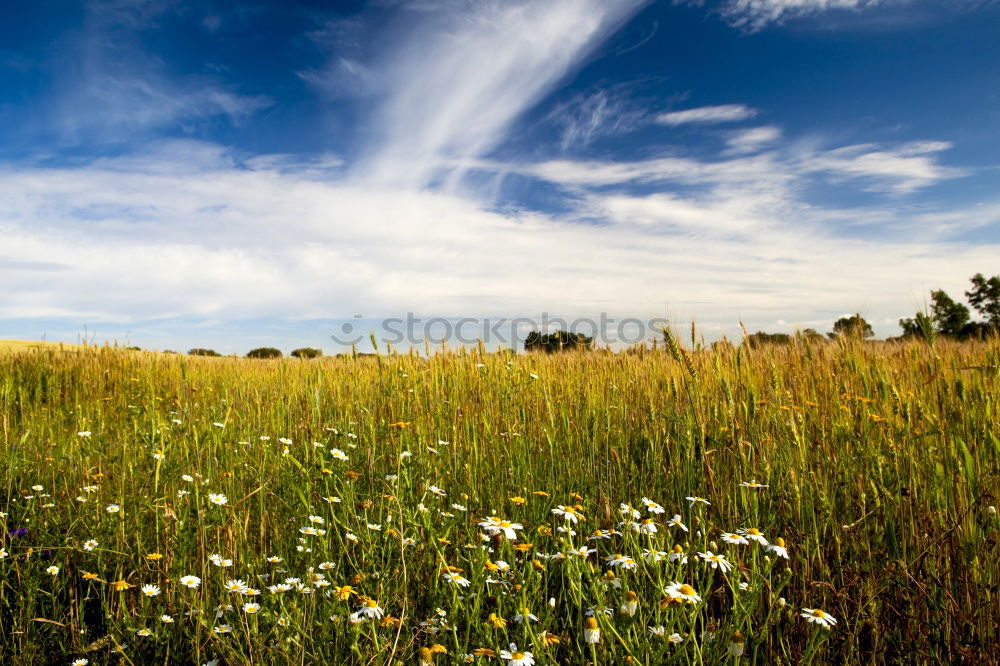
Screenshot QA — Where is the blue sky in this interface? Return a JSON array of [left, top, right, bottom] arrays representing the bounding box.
[[1, 0, 999, 352]]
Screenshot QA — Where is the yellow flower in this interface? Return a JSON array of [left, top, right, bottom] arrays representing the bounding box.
[[430, 644, 448, 654], [145, 553, 163, 561], [487, 613, 507, 628], [510, 496, 527, 506], [110, 580, 131, 591], [81, 571, 100, 581], [538, 632, 560, 645], [532, 491, 550, 497], [473, 647, 497, 657], [512, 543, 533, 553], [334, 585, 354, 601]]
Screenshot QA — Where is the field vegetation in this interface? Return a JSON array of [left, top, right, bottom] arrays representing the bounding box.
[[1, 336, 998, 664]]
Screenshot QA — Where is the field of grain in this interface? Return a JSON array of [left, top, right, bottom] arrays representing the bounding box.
[[1, 339, 997, 665]]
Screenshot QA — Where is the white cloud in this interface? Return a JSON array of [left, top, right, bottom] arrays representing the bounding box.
[[717, 0, 887, 30], [521, 138, 964, 195], [0, 142, 994, 344], [725, 126, 782, 154], [656, 104, 759, 126], [345, 0, 649, 189], [797, 141, 968, 193]]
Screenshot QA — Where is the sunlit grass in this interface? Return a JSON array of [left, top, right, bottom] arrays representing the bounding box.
[[1, 338, 997, 664]]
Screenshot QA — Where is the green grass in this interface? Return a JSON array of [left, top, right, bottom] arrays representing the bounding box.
[[0, 339, 998, 664]]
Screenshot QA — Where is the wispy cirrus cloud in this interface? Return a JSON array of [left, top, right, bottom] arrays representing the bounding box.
[[656, 104, 759, 126], [715, 0, 887, 31], [342, 0, 650, 189], [43, 0, 271, 144]]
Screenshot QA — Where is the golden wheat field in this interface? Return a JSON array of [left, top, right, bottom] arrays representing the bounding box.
[[1, 338, 997, 665]]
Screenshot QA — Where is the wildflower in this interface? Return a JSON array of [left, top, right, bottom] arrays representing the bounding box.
[[136, 628, 152, 637], [442, 572, 471, 587], [667, 514, 688, 532], [740, 480, 768, 489], [106, 504, 121, 513], [668, 632, 684, 644], [686, 496, 710, 507], [637, 518, 658, 535], [665, 582, 702, 604], [487, 612, 507, 628], [584, 616, 601, 644], [331, 448, 349, 461], [243, 603, 261, 614], [214, 625, 232, 634], [767, 537, 789, 559], [146, 553, 163, 561], [83, 539, 98, 552], [620, 503, 641, 519], [161, 614, 174, 623], [642, 497, 666, 514], [649, 625, 666, 637], [141, 584, 161, 597], [510, 496, 526, 506], [46, 565, 60, 575], [360, 599, 384, 619], [568, 545, 595, 558], [180, 575, 202, 588], [81, 571, 99, 581], [208, 493, 228, 506], [605, 553, 636, 569], [78, 431, 91, 437], [428, 485, 446, 497], [801, 608, 837, 629], [551, 505, 584, 523], [698, 551, 734, 572], [514, 608, 538, 623], [474, 647, 499, 657], [643, 548, 668, 563], [729, 630, 746, 657], [110, 580, 131, 591], [499, 644, 534, 666], [266, 556, 283, 563], [721, 532, 749, 546], [738, 527, 768, 545], [620, 590, 639, 616], [478, 517, 524, 540], [225, 579, 249, 594]]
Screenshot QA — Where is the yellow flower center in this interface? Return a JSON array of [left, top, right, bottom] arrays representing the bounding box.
[[512, 653, 524, 660], [679, 584, 696, 596], [812, 609, 826, 618]]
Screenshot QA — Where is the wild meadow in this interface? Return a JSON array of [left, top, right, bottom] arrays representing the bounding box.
[[1, 337, 997, 665]]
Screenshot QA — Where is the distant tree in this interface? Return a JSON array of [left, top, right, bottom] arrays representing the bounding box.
[[745, 331, 792, 347], [798, 328, 824, 343], [929, 289, 971, 337], [966, 273, 1000, 327], [162, 349, 177, 354], [188, 348, 220, 357], [524, 331, 592, 353], [125, 346, 141, 351], [247, 347, 282, 359], [830, 314, 873, 339], [291, 347, 323, 359]]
